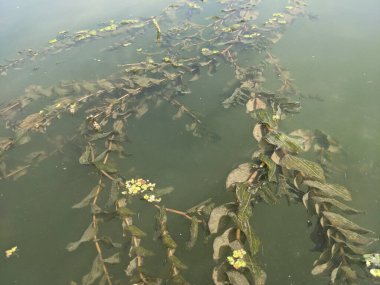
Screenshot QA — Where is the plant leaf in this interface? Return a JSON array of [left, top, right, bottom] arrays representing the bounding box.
[[82, 255, 103, 285], [186, 216, 199, 249], [155, 186, 174, 197], [88, 131, 113, 142], [311, 261, 332, 275], [72, 185, 101, 208], [169, 255, 188, 270], [280, 154, 325, 182], [131, 246, 155, 257], [311, 197, 362, 214], [252, 109, 277, 129], [322, 211, 373, 234], [126, 225, 147, 238], [226, 270, 250, 285], [103, 253, 120, 264], [336, 227, 378, 245], [264, 131, 304, 153], [340, 265, 357, 280], [330, 265, 341, 284], [213, 227, 234, 260], [162, 233, 177, 249], [125, 257, 138, 276], [252, 123, 264, 142], [226, 163, 252, 190], [106, 180, 120, 208], [304, 180, 351, 201], [212, 264, 228, 285], [117, 206, 135, 217], [208, 205, 231, 234], [93, 161, 118, 173], [93, 149, 110, 163], [259, 153, 276, 181], [66, 223, 96, 252], [79, 145, 93, 165]]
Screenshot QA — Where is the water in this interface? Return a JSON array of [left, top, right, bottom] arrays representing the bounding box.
[[1, 0, 380, 284]]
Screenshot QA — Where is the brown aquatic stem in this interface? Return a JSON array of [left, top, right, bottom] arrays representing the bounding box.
[[153, 204, 195, 221], [0, 164, 31, 180], [89, 136, 116, 285]]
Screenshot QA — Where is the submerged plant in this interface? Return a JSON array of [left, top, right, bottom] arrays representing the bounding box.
[[0, 0, 378, 284]]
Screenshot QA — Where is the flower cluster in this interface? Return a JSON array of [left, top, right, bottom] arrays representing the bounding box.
[[5, 246, 18, 258], [143, 194, 161, 203], [370, 269, 380, 278], [227, 249, 247, 269], [122, 178, 161, 203], [123, 178, 156, 195]]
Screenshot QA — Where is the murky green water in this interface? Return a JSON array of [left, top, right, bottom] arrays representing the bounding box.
[[1, 0, 380, 285]]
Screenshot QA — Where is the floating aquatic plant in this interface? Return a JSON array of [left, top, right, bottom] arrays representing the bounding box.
[[0, 0, 378, 284]]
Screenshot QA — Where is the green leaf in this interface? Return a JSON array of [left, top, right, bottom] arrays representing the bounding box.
[[162, 233, 177, 249], [264, 131, 304, 153], [169, 255, 188, 270], [280, 154, 325, 182], [93, 161, 118, 173], [106, 180, 120, 207], [126, 225, 147, 238], [117, 206, 135, 217], [252, 109, 277, 129], [208, 205, 231, 234], [171, 274, 190, 285], [72, 185, 101, 209], [236, 183, 252, 221], [312, 197, 362, 214], [257, 182, 278, 204], [259, 153, 276, 181], [79, 145, 93, 165], [93, 149, 110, 163], [334, 213, 377, 235], [186, 198, 212, 214], [233, 213, 260, 255], [66, 223, 96, 252], [97, 236, 122, 249], [304, 180, 351, 201], [186, 216, 199, 249], [82, 255, 103, 285], [103, 253, 120, 264], [155, 186, 174, 197], [131, 246, 155, 257], [88, 131, 113, 142]]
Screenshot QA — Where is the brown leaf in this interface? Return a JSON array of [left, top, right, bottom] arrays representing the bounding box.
[[209, 205, 230, 234], [312, 197, 363, 214], [226, 163, 252, 190], [252, 123, 264, 142], [212, 227, 233, 260], [336, 227, 378, 245], [311, 261, 331, 275]]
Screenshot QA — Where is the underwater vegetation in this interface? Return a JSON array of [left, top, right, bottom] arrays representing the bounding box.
[[1, 0, 379, 284]]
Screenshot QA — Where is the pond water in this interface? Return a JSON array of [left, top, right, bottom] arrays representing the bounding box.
[[1, 0, 380, 285]]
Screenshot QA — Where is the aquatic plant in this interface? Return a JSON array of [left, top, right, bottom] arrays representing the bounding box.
[[1, 0, 378, 284]]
